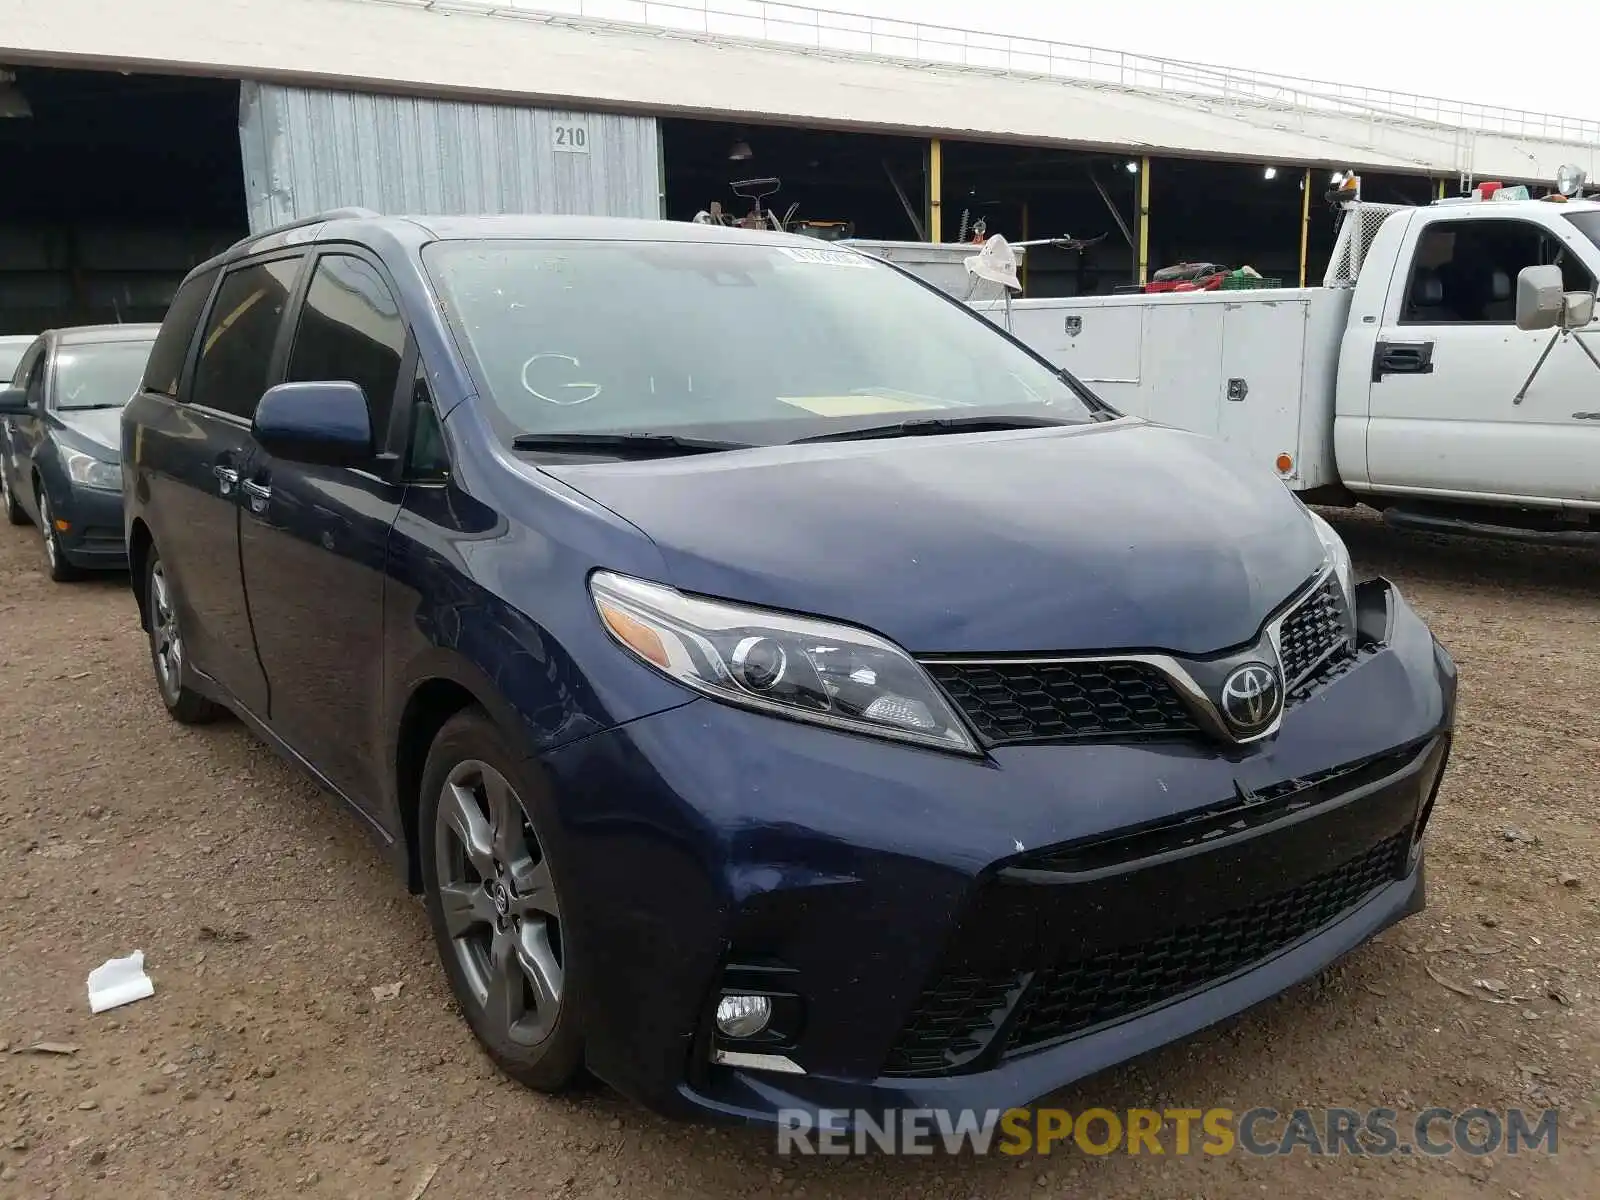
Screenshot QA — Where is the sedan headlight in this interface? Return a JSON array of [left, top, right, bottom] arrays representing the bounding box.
[[590, 571, 978, 754], [61, 447, 121, 492]]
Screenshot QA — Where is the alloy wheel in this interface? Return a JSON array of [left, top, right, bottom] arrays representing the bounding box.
[[433, 758, 564, 1047], [38, 492, 58, 571], [149, 561, 184, 702]]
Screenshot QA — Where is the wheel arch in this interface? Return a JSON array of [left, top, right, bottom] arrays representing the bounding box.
[[127, 517, 154, 627], [391, 656, 529, 895]]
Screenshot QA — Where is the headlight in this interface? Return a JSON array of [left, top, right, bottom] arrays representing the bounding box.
[[589, 571, 978, 754], [1305, 508, 1357, 643], [61, 447, 120, 492]]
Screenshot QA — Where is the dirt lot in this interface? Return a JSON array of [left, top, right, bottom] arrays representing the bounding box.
[[0, 508, 1596, 1200]]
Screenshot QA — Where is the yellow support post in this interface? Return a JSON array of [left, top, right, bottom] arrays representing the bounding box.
[[928, 138, 943, 243], [1437, 178, 1446, 200], [1137, 156, 1151, 286], [1299, 167, 1312, 287]]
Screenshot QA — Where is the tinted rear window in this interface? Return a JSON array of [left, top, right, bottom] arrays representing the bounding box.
[[142, 265, 220, 398]]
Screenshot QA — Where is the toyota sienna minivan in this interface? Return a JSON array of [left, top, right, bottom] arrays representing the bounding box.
[[121, 209, 1456, 1124]]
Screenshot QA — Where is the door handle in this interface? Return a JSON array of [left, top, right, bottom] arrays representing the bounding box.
[[213, 464, 239, 496], [240, 478, 272, 513], [1372, 340, 1435, 380]]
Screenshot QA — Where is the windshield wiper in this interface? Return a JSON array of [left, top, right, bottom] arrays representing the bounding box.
[[510, 431, 753, 457], [62, 403, 126, 411], [789, 413, 1074, 445]]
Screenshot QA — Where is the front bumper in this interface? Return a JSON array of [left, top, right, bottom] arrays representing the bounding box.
[[537, 578, 1456, 1124], [53, 482, 127, 568]]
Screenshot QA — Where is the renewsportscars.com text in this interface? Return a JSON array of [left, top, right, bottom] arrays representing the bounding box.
[[776, 1106, 1560, 1157]]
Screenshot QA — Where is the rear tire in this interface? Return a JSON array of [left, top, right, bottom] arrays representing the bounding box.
[[1, 467, 24, 526], [419, 708, 584, 1093], [144, 548, 219, 725]]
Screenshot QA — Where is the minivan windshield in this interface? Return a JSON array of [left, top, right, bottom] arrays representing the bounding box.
[[422, 238, 1104, 446], [54, 341, 155, 411]]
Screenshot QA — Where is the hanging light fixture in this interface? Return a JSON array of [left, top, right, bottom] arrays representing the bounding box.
[[0, 69, 31, 119], [728, 138, 753, 162], [1263, 166, 1278, 180]]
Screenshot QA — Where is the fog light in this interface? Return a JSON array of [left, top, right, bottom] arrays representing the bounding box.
[[715, 994, 772, 1039]]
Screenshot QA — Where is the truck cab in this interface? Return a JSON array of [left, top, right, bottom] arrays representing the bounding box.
[[1335, 198, 1600, 512]]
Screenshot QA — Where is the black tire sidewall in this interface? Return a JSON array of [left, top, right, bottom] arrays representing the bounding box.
[[418, 708, 584, 1091]]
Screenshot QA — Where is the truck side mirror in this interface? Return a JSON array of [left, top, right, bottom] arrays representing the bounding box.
[[1515, 265, 1566, 330], [1564, 291, 1596, 328]]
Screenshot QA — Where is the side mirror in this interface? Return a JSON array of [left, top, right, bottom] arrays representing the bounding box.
[[1515, 265, 1565, 330], [1564, 291, 1596, 328], [1516, 264, 1596, 331], [252, 381, 373, 468], [0, 386, 29, 416]]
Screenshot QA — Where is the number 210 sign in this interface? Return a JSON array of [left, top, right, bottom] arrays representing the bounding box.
[[552, 121, 590, 154]]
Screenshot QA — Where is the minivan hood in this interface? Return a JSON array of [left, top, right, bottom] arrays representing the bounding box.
[[544, 421, 1326, 656]]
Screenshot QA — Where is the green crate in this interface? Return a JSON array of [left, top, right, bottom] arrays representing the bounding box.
[[1220, 274, 1284, 290]]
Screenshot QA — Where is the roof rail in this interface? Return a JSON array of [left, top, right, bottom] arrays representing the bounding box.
[[229, 207, 382, 251]]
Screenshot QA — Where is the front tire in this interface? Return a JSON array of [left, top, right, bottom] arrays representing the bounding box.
[[36, 488, 82, 582], [419, 708, 583, 1092], [144, 549, 219, 724]]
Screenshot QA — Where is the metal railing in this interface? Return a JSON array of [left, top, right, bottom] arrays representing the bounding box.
[[361, 0, 1600, 145]]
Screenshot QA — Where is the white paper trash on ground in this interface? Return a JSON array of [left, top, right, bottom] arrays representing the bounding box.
[[87, 950, 155, 1014]]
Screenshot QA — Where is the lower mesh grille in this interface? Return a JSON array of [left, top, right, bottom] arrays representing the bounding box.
[[882, 832, 1410, 1076]]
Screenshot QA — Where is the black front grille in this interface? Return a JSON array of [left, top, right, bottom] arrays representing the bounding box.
[[924, 660, 1199, 746], [1003, 831, 1408, 1053], [882, 832, 1409, 1076], [1278, 576, 1351, 687], [881, 972, 1025, 1076]]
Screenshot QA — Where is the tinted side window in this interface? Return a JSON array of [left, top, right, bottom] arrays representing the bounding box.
[[191, 258, 302, 419], [285, 254, 406, 436], [143, 265, 220, 398], [24, 353, 47, 408], [9, 342, 43, 389], [1403, 220, 1596, 324]]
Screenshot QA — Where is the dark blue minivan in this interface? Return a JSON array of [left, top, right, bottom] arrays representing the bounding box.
[[121, 209, 1456, 1125]]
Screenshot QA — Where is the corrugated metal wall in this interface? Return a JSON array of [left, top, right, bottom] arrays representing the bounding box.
[[238, 83, 662, 233]]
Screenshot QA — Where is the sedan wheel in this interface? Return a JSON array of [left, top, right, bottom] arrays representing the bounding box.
[[420, 709, 583, 1091], [36, 490, 79, 582], [1, 468, 25, 526]]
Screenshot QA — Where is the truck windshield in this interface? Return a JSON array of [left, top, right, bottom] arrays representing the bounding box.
[[1564, 211, 1600, 252], [422, 237, 1104, 446]]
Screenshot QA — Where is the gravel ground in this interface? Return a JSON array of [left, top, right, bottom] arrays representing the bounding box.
[[0, 507, 1596, 1200]]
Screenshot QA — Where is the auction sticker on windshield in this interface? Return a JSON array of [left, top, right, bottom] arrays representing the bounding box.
[[777, 247, 876, 268]]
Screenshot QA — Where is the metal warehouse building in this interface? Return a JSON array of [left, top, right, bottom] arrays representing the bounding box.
[[3, 0, 1598, 332]]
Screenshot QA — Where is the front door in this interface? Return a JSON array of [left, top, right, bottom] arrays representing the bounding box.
[[1365, 213, 1600, 504], [148, 254, 306, 717], [238, 250, 410, 811]]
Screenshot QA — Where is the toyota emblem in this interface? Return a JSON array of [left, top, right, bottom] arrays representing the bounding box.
[[1219, 662, 1283, 735]]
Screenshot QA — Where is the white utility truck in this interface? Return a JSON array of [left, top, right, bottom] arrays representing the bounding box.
[[963, 191, 1600, 545]]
